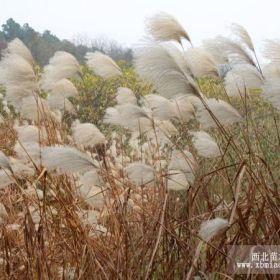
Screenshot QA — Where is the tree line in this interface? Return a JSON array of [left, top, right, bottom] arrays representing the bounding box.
[[0, 18, 132, 65]]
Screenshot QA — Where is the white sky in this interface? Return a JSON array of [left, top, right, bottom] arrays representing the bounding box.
[[0, 0, 279, 53]]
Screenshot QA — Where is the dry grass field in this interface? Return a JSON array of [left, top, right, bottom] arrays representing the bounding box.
[[0, 13, 280, 279]]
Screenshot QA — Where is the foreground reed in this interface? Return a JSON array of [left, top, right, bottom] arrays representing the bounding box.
[[0, 12, 280, 279]]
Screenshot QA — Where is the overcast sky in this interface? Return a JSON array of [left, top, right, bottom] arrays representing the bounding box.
[[0, 0, 279, 53]]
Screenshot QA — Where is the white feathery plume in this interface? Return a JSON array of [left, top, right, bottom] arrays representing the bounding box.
[[231, 23, 255, 52], [199, 218, 228, 242], [79, 209, 100, 226], [168, 149, 196, 184], [77, 169, 105, 211], [143, 94, 195, 123], [104, 103, 149, 123], [142, 94, 194, 123], [190, 131, 221, 158], [196, 98, 243, 128], [263, 63, 280, 80], [145, 119, 178, 145], [167, 170, 190, 191], [124, 162, 155, 185], [15, 124, 47, 143], [172, 95, 196, 123], [50, 110, 63, 123], [109, 139, 118, 158], [49, 79, 78, 98], [0, 203, 8, 217], [0, 51, 37, 108], [103, 107, 121, 126], [225, 64, 263, 96], [48, 51, 79, 69], [132, 117, 155, 136], [0, 170, 14, 189], [169, 150, 196, 172], [0, 54, 36, 87], [127, 136, 141, 156], [77, 172, 105, 210], [262, 81, 280, 110], [42, 145, 96, 174], [143, 94, 177, 120], [165, 44, 194, 76], [204, 36, 256, 66], [0, 203, 7, 223], [19, 96, 50, 121], [0, 151, 12, 172], [142, 94, 170, 109], [41, 51, 80, 90], [85, 51, 122, 78], [134, 43, 201, 98], [112, 104, 149, 120], [4, 38, 34, 65], [155, 120, 178, 136], [9, 158, 35, 177], [78, 170, 103, 189], [80, 185, 105, 210], [146, 12, 192, 45], [3, 105, 10, 114], [184, 47, 219, 78], [263, 39, 280, 64], [219, 36, 256, 66], [0, 41, 34, 110], [262, 65, 280, 109], [3, 87, 34, 110], [14, 141, 41, 165], [202, 38, 229, 64], [116, 87, 137, 105], [104, 103, 151, 133], [47, 95, 74, 113], [185, 95, 203, 108], [72, 122, 106, 148]]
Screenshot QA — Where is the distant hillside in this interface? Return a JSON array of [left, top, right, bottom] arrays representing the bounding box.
[[0, 18, 132, 65]]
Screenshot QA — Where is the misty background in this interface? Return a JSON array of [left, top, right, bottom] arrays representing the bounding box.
[[0, 0, 279, 64]]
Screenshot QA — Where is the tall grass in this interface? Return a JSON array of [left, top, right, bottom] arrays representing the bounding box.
[[0, 13, 280, 280]]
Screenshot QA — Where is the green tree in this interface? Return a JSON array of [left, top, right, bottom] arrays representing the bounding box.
[[1, 18, 22, 40]]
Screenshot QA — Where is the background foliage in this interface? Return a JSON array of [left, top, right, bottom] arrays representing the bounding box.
[[0, 18, 132, 65]]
